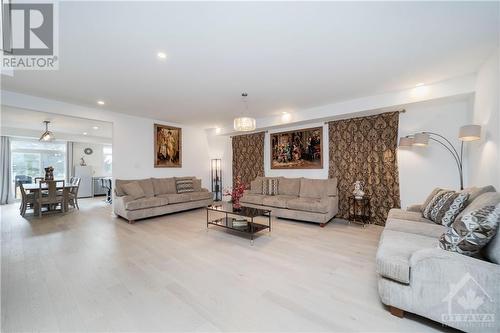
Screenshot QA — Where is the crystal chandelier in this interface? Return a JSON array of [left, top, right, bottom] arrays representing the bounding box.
[[233, 93, 256, 132]]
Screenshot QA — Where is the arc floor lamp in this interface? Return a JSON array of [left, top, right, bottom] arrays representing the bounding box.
[[399, 125, 481, 190]]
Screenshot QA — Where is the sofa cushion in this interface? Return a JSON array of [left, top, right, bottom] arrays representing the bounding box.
[[385, 218, 446, 238], [125, 197, 168, 211], [156, 193, 190, 204], [387, 208, 433, 224], [240, 193, 266, 205], [262, 195, 297, 209], [192, 178, 202, 192], [188, 191, 212, 202], [299, 178, 327, 199], [278, 178, 301, 196], [463, 185, 496, 206], [249, 177, 264, 194], [287, 197, 331, 214], [376, 230, 438, 284], [175, 178, 195, 193], [456, 187, 498, 221], [121, 181, 146, 199], [152, 177, 177, 195], [116, 178, 155, 197], [439, 203, 500, 257]]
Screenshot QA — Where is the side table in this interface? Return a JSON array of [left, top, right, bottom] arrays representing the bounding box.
[[348, 196, 371, 227]]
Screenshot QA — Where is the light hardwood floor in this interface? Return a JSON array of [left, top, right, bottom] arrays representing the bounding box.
[[1, 198, 452, 332]]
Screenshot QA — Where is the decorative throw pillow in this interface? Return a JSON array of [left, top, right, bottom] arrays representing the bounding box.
[[439, 205, 500, 257], [176, 178, 195, 193], [262, 178, 279, 196], [421, 187, 442, 213], [122, 181, 146, 199], [422, 189, 453, 219], [249, 177, 263, 194], [436, 192, 470, 226]]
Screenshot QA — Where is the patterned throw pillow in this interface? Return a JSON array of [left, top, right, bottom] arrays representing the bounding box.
[[176, 178, 195, 193], [439, 205, 500, 257], [423, 190, 452, 219], [423, 190, 469, 225], [262, 178, 279, 196], [437, 192, 470, 226]]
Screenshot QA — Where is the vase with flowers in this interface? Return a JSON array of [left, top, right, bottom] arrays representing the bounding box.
[[223, 176, 246, 210]]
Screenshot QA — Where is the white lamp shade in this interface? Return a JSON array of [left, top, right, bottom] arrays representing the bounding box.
[[413, 133, 429, 146], [459, 125, 481, 141], [233, 117, 256, 132], [398, 137, 414, 147]]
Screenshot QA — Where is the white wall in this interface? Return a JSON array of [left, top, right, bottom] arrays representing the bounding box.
[[468, 49, 500, 189], [72, 142, 111, 177], [398, 97, 472, 208], [1, 91, 212, 189], [206, 128, 232, 192]]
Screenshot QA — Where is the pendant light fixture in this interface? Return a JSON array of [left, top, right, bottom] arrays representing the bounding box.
[[39, 120, 55, 141], [233, 93, 256, 132]]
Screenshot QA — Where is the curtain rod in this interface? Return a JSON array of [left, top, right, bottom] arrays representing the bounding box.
[[323, 109, 406, 124]]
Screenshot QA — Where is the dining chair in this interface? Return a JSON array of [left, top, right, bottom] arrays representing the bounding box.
[[67, 177, 81, 210], [19, 183, 35, 217], [36, 180, 65, 218], [34, 177, 44, 184]]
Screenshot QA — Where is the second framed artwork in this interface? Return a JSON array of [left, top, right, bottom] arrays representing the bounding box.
[[270, 126, 323, 169], [154, 124, 182, 168]]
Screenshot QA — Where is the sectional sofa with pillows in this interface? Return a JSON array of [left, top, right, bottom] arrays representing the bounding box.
[[240, 176, 339, 226], [376, 185, 499, 332], [114, 177, 213, 223]]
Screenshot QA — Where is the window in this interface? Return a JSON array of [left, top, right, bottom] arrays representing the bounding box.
[[103, 145, 112, 176], [11, 139, 66, 198]]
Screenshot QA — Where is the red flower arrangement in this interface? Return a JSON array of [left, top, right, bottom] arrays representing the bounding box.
[[223, 175, 247, 209]]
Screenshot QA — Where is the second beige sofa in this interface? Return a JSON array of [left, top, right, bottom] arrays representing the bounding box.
[[114, 177, 213, 223], [240, 177, 339, 227]]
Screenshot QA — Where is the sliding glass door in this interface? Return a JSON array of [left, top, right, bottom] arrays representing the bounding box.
[[11, 139, 67, 198]]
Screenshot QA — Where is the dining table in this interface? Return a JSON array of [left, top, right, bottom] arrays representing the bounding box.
[[23, 182, 78, 213]]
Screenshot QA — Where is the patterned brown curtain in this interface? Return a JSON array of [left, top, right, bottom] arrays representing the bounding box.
[[232, 132, 265, 187], [328, 112, 401, 226]]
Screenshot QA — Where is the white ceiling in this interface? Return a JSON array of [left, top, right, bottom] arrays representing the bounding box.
[[2, 1, 499, 127], [1, 106, 112, 139]]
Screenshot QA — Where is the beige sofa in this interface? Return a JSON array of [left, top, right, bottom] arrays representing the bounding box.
[[114, 177, 213, 223], [240, 177, 338, 227], [376, 186, 500, 333]]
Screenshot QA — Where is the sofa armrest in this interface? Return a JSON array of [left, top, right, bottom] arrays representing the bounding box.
[[113, 195, 134, 216], [407, 204, 422, 212]]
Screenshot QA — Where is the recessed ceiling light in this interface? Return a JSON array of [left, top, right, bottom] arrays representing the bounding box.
[[157, 52, 167, 59], [83, 132, 88, 135], [97, 100, 105, 105], [415, 83, 425, 87], [92, 126, 99, 130]]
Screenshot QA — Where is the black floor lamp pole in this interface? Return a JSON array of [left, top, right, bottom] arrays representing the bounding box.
[[424, 132, 464, 190]]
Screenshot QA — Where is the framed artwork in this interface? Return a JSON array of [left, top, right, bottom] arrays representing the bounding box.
[[270, 126, 323, 169], [154, 124, 182, 168]]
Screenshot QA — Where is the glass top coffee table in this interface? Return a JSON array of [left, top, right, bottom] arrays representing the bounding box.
[[206, 202, 271, 244]]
